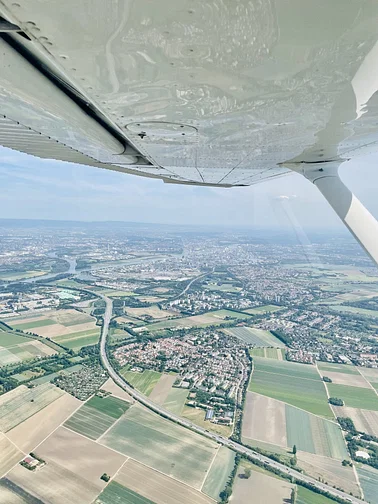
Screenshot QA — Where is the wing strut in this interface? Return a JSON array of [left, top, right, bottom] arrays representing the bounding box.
[[287, 161, 378, 267]]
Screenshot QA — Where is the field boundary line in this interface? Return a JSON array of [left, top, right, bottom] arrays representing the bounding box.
[[200, 445, 220, 491], [109, 455, 130, 483], [0, 433, 28, 479], [356, 367, 378, 397], [1, 431, 27, 456], [97, 408, 129, 443], [19, 393, 86, 459]]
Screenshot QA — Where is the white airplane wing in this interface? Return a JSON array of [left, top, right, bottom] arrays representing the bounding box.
[[1, 0, 378, 261]]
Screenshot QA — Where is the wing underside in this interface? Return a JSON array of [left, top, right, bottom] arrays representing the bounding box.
[[1, 0, 378, 186]]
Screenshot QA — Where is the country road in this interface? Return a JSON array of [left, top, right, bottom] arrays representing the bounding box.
[[99, 295, 363, 504]]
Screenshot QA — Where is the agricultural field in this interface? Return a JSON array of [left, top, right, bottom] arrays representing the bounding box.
[[231, 462, 293, 504], [242, 392, 287, 448], [204, 282, 241, 293], [224, 326, 284, 347], [141, 309, 252, 332], [7, 392, 80, 452], [285, 405, 348, 459], [7, 309, 98, 340], [0, 270, 48, 281], [243, 304, 284, 314], [35, 427, 126, 487], [249, 347, 265, 357], [0, 337, 57, 366], [242, 392, 347, 459], [320, 371, 370, 388], [297, 452, 359, 497], [53, 329, 100, 350], [250, 348, 284, 359], [0, 480, 34, 504], [120, 369, 161, 396], [329, 305, 378, 318], [317, 362, 360, 375], [64, 395, 130, 440], [326, 383, 378, 410], [249, 358, 332, 417], [333, 406, 378, 437], [201, 446, 235, 500], [163, 388, 189, 415], [115, 459, 214, 504], [0, 433, 23, 478], [102, 290, 134, 297], [0, 383, 64, 432], [296, 486, 339, 504], [101, 405, 218, 489], [101, 377, 132, 402], [95, 482, 154, 504], [148, 374, 176, 404], [357, 465, 378, 504], [358, 367, 378, 391], [8, 460, 101, 504], [6, 309, 100, 350], [125, 305, 176, 320], [11, 318, 56, 330]]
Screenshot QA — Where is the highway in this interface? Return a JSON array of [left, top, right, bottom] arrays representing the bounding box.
[[99, 295, 363, 504]]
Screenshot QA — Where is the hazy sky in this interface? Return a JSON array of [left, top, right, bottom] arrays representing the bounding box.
[[1, 146, 378, 230]]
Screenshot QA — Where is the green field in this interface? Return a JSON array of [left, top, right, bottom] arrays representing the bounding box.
[[64, 395, 130, 440], [0, 329, 33, 347], [329, 305, 378, 318], [243, 305, 284, 314], [357, 466, 378, 504], [0, 347, 20, 365], [11, 319, 56, 330], [285, 405, 348, 459], [249, 348, 266, 357], [249, 358, 332, 417], [205, 283, 241, 293], [0, 383, 64, 431], [120, 369, 161, 396], [202, 447, 235, 500], [225, 326, 284, 347], [162, 388, 188, 415], [53, 329, 100, 349], [317, 362, 359, 375], [0, 270, 48, 281], [327, 383, 378, 410], [101, 406, 217, 488], [95, 481, 155, 504], [297, 486, 336, 504], [12, 370, 42, 382], [249, 348, 284, 359]]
